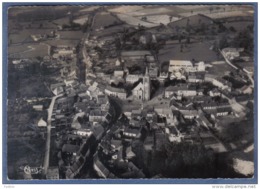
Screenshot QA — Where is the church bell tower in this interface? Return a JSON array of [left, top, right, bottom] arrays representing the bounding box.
[[143, 67, 151, 101]]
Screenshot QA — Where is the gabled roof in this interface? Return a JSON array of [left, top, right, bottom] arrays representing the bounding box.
[[132, 82, 143, 91], [62, 144, 80, 153]]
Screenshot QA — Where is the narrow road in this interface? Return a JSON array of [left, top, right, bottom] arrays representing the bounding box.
[[220, 49, 254, 86], [43, 94, 63, 175]]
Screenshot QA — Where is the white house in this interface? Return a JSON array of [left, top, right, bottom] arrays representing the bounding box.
[[105, 86, 127, 99]]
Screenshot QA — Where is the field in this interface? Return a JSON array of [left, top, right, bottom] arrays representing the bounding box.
[[73, 15, 89, 25], [107, 6, 144, 14], [168, 14, 214, 29], [178, 5, 254, 18], [223, 21, 254, 32], [44, 39, 79, 47], [52, 16, 71, 26], [92, 11, 123, 29], [9, 28, 55, 44], [59, 31, 85, 40], [158, 41, 221, 63], [117, 13, 158, 28], [8, 43, 49, 59], [136, 15, 174, 25], [207, 61, 237, 77], [8, 73, 53, 98], [94, 24, 131, 37], [204, 11, 254, 19], [129, 7, 177, 16], [79, 6, 101, 12]]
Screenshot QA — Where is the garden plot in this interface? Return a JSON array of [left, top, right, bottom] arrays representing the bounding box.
[[73, 15, 89, 25], [136, 15, 177, 25], [107, 6, 144, 14], [117, 13, 158, 28]]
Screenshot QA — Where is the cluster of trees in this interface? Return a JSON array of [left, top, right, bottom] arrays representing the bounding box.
[[132, 139, 233, 178]]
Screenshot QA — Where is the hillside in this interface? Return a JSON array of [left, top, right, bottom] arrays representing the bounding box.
[[168, 14, 215, 29]]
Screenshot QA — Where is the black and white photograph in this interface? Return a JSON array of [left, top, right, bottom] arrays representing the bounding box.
[[3, 3, 257, 183]]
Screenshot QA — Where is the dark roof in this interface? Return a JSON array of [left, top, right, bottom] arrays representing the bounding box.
[[62, 144, 80, 153], [124, 128, 140, 135]]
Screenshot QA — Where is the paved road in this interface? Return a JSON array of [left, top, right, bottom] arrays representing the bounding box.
[[43, 94, 63, 175]]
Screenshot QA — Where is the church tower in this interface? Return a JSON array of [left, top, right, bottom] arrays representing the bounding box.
[[143, 67, 151, 101]]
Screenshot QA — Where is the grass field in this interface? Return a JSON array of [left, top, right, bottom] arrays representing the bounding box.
[[158, 41, 221, 63], [92, 11, 123, 29], [207, 61, 237, 77], [223, 21, 254, 33], [79, 6, 100, 12], [52, 16, 71, 26], [59, 30, 85, 40], [73, 15, 89, 25], [44, 39, 79, 47], [9, 28, 55, 44], [9, 43, 49, 59], [117, 13, 158, 28], [94, 24, 130, 37]]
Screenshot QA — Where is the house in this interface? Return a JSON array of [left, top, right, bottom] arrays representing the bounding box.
[[65, 156, 85, 179], [212, 77, 232, 91], [202, 101, 230, 110], [46, 167, 59, 180], [197, 110, 213, 128], [166, 127, 183, 143], [37, 118, 47, 127], [165, 84, 197, 98], [110, 139, 123, 151], [114, 69, 124, 78], [238, 85, 253, 95], [216, 107, 232, 117], [169, 60, 193, 73], [209, 88, 221, 97], [71, 112, 85, 129], [121, 51, 151, 61], [93, 153, 116, 178], [97, 94, 110, 111], [126, 74, 142, 84], [62, 144, 80, 156], [89, 110, 108, 123], [169, 60, 205, 73], [180, 109, 199, 119], [105, 86, 127, 99], [158, 72, 169, 84], [92, 124, 104, 141], [125, 146, 136, 160], [187, 72, 205, 83], [123, 128, 141, 138], [74, 129, 92, 137], [148, 62, 158, 78], [192, 96, 212, 104], [50, 83, 65, 95], [205, 73, 217, 82], [222, 48, 244, 60], [33, 105, 43, 111]]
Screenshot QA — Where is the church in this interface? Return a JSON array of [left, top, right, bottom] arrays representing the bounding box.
[[132, 67, 151, 101]]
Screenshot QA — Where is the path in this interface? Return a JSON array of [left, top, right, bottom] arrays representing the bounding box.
[[43, 94, 63, 175]]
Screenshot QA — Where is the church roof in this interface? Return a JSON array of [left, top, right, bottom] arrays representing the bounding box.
[[132, 82, 143, 91]]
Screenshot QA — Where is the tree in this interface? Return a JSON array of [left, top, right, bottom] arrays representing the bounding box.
[[218, 36, 229, 50], [229, 26, 236, 33]]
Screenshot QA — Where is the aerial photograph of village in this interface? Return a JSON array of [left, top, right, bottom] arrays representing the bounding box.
[[6, 4, 255, 180]]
